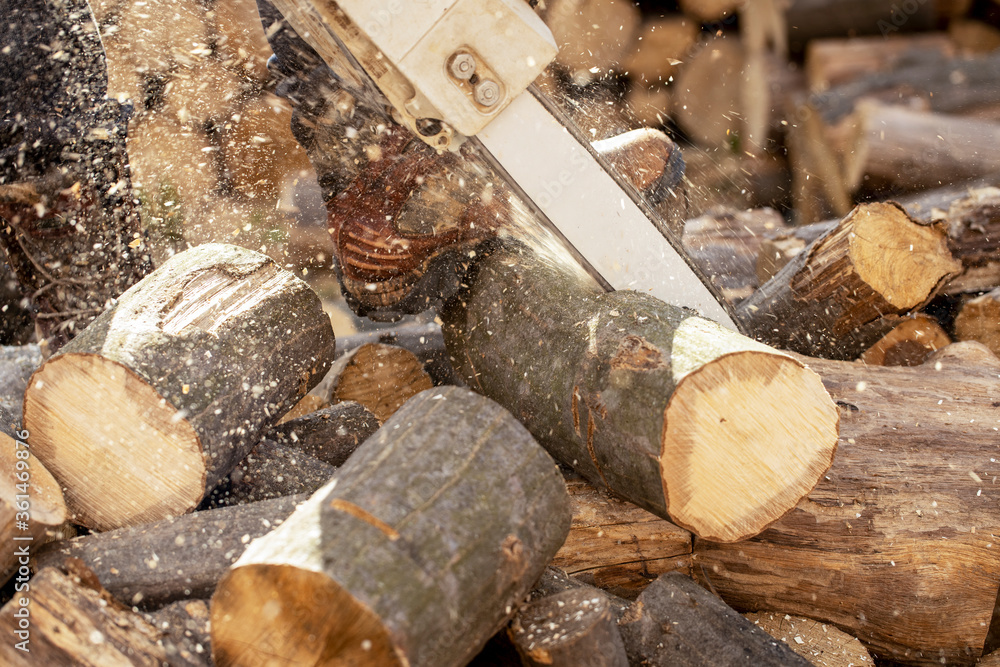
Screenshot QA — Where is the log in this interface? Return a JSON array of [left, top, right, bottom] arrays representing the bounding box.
[[0, 344, 40, 437], [744, 611, 874, 667], [692, 342, 1000, 664], [210, 386, 571, 667], [267, 401, 380, 467], [324, 341, 433, 423], [441, 242, 839, 542], [935, 186, 1000, 295], [22, 243, 335, 531], [954, 287, 1000, 358], [205, 439, 335, 507], [753, 184, 1000, 295], [553, 473, 692, 600], [33, 494, 305, 608], [859, 314, 952, 367], [276, 392, 328, 423], [1, 431, 67, 584], [507, 588, 629, 667], [331, 320, 464, 386], [617, 572, 812, 666], [805, 34, 956, 91], [844, 102, 1000, 196], [809, 49, 1000, 125], [0, 565, 169, 666], [784, 0, 935, 54], [145, 599, 212, 667], [737, 202, 961, 359]]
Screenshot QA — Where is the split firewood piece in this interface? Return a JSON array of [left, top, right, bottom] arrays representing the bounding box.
[[34, 494, 304, 609], [737, 202, 961, 360], [325, 342, 432, 423], [1, 431, 67, 585], [267, 401, 380, 467], [805, 33, 956, 91], [0, 565, 169, 666], [682, 206, 789, 303], [508, 588, 629, 667], [745, 612, 873, 667], [21, 243, 335, 531], [859, 314, 951, 367], [332, 320, 462, 386], [0, 344, 40, 437], [554, 472, 692, 600], [617, 573, 812, 667], [954, 287, 1000, 358], [210, 387, 571, 667], [844, 102, 1000, 195], [145, 599, 212, 667], [442, 242, 839, 543], [693, 342, 1000, 663], [593, 128, 685, 211], [206, 439, 335, 507]]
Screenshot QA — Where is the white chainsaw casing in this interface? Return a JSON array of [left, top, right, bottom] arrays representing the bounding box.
[[335, 0, 557, 136]]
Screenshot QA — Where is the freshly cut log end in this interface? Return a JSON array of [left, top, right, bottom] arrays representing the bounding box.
[[25, 354, 204, 530], [23, 243, 336, 531], [843, 202, 960, 310], [212, 564, 401, 667], [860, 314, 951, 367], [661, 324, 839, 542]]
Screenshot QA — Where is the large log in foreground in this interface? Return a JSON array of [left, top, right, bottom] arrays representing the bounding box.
[[442, 243, 839, 542], [21, 243, 335, 531], [737, 202, 960, 359], [211, 387, 571, 667], [693, 342, 1000, 664]]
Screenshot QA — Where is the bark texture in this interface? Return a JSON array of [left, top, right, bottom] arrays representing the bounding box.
[[211, 387, 571, 667], [22, 243, 335, 530], [34, 493, 305, 609], [693, 342, 1000, 664]]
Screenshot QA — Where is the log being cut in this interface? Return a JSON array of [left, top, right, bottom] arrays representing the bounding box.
[[442, 242, 839, 542], [22, 243, 336, 531], [693, 342, 1000, 664], [210, 386, 571, 667]]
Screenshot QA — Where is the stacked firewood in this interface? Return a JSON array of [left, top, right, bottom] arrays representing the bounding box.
[[4, 2, 1000, 667]]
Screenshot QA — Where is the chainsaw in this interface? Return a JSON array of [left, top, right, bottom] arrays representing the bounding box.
[[266, 0, 740, 331]]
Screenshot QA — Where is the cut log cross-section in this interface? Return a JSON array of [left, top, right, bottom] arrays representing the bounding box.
[[738, 201, 961, 359], [211, 387, 571, 667], [442, 242, 839, 542], [23, 243, 336, 531]]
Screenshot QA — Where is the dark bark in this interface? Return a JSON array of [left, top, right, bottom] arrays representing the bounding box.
[[34, 494, 305, 609]]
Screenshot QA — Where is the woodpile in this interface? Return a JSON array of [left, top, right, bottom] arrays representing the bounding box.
[[6, 1, 1000, 666]]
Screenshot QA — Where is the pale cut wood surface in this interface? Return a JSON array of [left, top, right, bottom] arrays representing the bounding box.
[[325, 342, 433, 423], [859, 314, 951, 367], [745, 611, 874, 666]]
